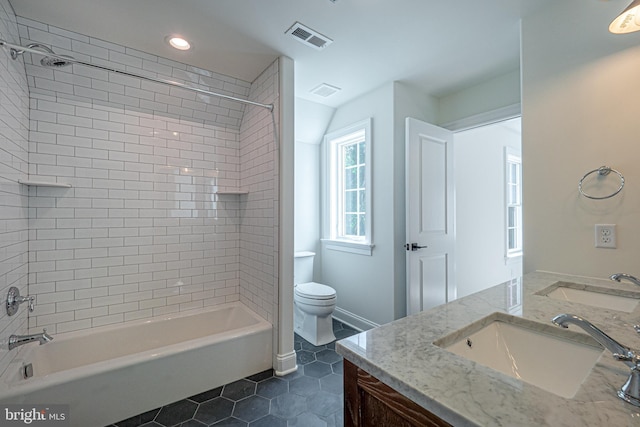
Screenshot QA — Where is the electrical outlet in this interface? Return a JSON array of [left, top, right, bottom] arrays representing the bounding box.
[[595, 224, 617, 248]]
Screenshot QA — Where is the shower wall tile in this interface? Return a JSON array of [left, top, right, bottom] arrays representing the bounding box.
[[0, 0, 30, 378], [20, 19, 256, 334], [239, 60, 279, 326], [17, 16, 251, 132]]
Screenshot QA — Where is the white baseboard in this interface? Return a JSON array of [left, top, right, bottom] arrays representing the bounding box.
[[333, 307, 379, 332], [274, 351, 297, 376]]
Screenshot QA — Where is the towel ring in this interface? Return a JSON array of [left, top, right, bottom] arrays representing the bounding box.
[[578, 166, 625, 200]]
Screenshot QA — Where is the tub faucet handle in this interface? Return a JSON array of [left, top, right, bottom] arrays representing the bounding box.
[[19, 295, 35, 312], [6, 287, 35, 316]]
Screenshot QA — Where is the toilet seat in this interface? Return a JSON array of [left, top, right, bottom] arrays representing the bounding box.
[[295, 282, 336, 300]]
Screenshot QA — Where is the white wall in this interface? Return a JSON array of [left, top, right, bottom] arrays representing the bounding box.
[[438, 70, 521, 126], [308, 71, 519, 328], [294, 98, 333, 281], [293, 97, 333, 257], [320, 83, 396, 328], [294, 98, 334, 146], [455, 119, 522, 297], [318, 82, 438, 328], [522, 0, 640, 277], [294, 141, 320, 254]]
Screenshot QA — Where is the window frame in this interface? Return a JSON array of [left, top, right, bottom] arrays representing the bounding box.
[[504, 147, 523, 260], [322, 118, 373, 256]]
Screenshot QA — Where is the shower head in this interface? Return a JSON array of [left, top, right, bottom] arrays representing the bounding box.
[[39, 55, 73, 68], [26, 43, 74, 68]]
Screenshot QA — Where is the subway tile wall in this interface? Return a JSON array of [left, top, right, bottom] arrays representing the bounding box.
[[17, 17, 279, 336], [0, 0, 30, 377], [239, 60, 279, 326]]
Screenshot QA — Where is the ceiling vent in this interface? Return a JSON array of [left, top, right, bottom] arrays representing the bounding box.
[[286, 22, 333, 50], [310, 83, 341, 98]]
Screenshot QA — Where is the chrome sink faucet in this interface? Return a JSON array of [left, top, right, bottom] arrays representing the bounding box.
[[8, 329, 53, 351], [552, 314, 640, 407], [610, 273, 640, 286], [608, 273, 640, 333]]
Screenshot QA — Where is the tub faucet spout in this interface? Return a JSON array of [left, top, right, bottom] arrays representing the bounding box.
[[552, 313, 640, 406], [610, 273, 640, 286], [8, 328, 53, 351]]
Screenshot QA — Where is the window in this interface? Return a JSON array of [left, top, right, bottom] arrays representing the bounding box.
[[506, 277, 523, 315], [323, 118, 372, 255], [505, 148, 522, 259]]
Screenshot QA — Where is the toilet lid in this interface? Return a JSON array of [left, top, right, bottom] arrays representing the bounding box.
[[295, 282, 336, 300]]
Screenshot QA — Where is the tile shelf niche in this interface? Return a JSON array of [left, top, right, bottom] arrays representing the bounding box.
[[18, 180, 72, 188], [214, 189, 249, 195], [17, 180, 245, 193]]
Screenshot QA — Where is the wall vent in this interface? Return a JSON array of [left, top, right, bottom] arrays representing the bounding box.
[[286, 22, 333, 50], [310, 83, 341, 98]]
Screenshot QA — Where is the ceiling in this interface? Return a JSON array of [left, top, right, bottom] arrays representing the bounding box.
[[9, 0, 555, 108]]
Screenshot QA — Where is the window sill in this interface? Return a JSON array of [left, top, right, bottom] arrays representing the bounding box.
[[505, 252, 523, 264], [321, 239, 374, 256]]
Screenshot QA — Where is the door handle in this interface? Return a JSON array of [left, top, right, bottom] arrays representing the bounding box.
[[406, 243, 427, 251]]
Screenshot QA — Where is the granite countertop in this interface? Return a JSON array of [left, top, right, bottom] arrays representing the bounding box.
[[336, 272, 640, 426]]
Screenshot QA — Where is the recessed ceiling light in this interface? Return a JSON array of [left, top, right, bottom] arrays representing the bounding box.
[[166, 36, 191, 50]]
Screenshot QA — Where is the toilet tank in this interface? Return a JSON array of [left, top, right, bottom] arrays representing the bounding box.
[[294, 251, 315, 284]]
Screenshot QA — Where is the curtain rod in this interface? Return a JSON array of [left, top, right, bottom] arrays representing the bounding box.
[[0, 40, 274, 112]]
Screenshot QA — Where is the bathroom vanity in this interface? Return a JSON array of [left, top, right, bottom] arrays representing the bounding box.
[[343, 359, 451, 426], [337, 272, 640, 426]]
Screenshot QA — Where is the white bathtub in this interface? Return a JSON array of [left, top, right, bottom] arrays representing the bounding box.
[[0, 302, 273, 426]]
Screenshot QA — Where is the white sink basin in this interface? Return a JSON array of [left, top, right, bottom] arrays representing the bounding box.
[[537, 282, 640, 313], [434, 313, 603, 398]]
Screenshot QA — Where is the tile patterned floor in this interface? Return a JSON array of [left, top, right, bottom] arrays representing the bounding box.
[[109, 320, 358, 427]]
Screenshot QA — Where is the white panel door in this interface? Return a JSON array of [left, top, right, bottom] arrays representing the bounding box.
[[406, 118, 456, 315]]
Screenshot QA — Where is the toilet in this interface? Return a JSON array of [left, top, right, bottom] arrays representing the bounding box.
[[294, 251, 337, 346]]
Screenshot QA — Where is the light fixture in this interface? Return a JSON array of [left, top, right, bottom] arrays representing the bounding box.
[[609, 0, 640, 34], [166, 36, 191, 50]]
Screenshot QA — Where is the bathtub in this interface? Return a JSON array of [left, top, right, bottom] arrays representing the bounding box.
[[0, 302, 272, 426]]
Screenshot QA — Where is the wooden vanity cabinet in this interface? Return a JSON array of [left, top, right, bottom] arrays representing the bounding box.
[[344, 360, 452, 427]]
